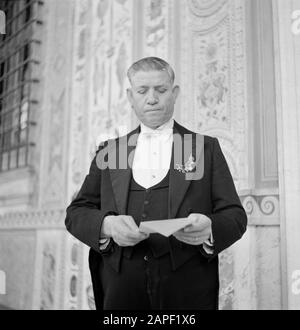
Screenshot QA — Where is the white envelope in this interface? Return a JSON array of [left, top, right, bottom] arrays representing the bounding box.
[[139, 218, 194, 237]]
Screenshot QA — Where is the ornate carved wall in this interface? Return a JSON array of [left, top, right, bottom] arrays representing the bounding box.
[[66, 0, 281, 310], [0, 0, 288, 310]]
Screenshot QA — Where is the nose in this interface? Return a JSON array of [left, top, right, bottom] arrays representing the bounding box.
[[146, 89, 158, 105]]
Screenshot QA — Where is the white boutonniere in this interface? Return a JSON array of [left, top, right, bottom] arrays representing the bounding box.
[[175, 154, 196, 173]]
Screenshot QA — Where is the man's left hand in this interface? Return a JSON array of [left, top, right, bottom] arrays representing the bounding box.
[[173, 213, 212, 246]]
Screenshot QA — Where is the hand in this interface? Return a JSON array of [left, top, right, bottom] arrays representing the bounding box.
[[102, 215, 149, 247], [173, 213, 212, 246]]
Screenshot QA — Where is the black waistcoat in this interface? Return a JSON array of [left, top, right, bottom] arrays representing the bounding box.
[[125, 171, 170, 258]]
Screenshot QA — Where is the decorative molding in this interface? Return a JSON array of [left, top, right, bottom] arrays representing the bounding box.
[[188, 0, 228, 18], [241, 194, 280, 226], [0, 209, 65, 230]]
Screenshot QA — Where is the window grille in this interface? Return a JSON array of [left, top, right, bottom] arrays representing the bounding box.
[[0, 0, 43, 172]]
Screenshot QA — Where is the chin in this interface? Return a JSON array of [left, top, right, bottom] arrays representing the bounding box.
[[148, 119, 165, 128], [143, 117, 163, 127]]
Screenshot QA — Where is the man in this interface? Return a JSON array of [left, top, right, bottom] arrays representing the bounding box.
[[65, 57, 247, 310]]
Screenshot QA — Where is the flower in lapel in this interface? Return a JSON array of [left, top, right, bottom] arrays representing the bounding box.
[[175, 154, 196, 174]]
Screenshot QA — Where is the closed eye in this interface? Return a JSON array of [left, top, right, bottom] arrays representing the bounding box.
[[158, 89, 167, 93]]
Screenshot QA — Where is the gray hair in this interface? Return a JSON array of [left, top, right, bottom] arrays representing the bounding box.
[[127, 57, 175, 85]]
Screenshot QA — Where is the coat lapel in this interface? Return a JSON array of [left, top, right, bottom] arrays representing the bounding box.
[[109, 127, 140, 215], [108, 121, 204, 219], [168, 122, 204, 219]]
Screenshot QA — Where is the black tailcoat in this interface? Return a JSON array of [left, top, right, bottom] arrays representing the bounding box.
[[65, 121, 247, 309]]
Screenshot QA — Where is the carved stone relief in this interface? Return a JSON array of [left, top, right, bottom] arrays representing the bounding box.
[[89, 0, 133, 158], [67, 0, 135, 310], [40, 242, 56, 309], [181, 0, 248, 190], [144, 0, 169, 58], [179, 0, 249, 310], [41, 0, 73, 208]]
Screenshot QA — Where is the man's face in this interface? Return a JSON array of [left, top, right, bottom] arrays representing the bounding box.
[[127, 70, 180, 129]]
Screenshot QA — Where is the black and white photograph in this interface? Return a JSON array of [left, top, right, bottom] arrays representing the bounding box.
[[0, 0, 300, 312]]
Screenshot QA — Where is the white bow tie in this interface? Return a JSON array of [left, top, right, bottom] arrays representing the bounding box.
[[140, 129, 173, 139]]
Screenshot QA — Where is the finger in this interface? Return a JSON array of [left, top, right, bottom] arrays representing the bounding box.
[[114, 233, 141, 246], [115, 239, 135, 247], [139, 232, 150, 239], [136, 232, 149, 240], [122, 216, 140, 231], [116, 222, 149, 240], [188, 213, 199, 221], [184, 221, 207, 232], [116, 228, 145, 241], [116, 217, 143, 238], [183, 224, 195, 233]]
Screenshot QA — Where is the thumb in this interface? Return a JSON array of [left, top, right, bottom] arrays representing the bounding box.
[[188, 213, 199, 221], [184, 214, 197, 232]]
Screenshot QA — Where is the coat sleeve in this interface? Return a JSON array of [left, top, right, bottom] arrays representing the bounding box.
[[65, 148, 116, 253], [200, 138, 247, 260]]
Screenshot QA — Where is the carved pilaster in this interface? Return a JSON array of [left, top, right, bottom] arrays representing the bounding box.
[[180, 0, 249, 190], [37, 0, 74, 210], [273, 0, 300, 310]]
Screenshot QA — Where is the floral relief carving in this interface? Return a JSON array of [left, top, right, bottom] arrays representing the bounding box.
[[89, 0, 133, 157], [145, 0, 168, 57], [196, 38, 229, 129], [218, 248, 234, 310], [40, 243, 56, 310]]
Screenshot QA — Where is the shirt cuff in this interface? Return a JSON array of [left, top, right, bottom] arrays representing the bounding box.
[[202, 232, 214, 254], [99, 238, 111, 251]]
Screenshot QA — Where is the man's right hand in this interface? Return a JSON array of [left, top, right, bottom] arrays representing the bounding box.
[[101, 215, 149, 247]]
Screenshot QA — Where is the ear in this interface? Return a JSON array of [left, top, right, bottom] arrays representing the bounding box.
[[172, 85, 180, 102]]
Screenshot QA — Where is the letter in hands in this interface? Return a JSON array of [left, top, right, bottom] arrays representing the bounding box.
[[173, 213, 212, 246], [102, 215, 149, 247]]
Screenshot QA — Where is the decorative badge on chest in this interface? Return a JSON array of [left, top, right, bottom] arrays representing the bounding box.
[[175, 154, 196, 174]]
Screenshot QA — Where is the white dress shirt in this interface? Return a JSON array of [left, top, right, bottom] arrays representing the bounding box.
[[132, 118, 174, 189]]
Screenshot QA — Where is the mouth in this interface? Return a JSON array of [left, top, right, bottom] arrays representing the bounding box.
[[145, 109, 161, 113]]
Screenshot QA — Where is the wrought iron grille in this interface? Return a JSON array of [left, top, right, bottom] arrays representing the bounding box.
[[0, 0, 43, 172]]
